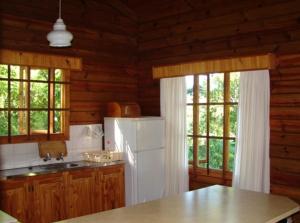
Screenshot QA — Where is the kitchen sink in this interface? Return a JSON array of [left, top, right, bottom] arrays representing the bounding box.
[[40, 162, 80, 170]]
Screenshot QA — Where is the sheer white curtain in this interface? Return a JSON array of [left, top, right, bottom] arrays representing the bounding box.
[[233, 70, 270, 193], [160, 76, 189, 196]]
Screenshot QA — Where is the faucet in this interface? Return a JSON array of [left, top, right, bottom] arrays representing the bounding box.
[[43, 153, 52, 162], [56, 152, 64, 161]]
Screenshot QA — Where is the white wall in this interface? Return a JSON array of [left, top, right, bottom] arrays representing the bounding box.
[[0, 124, 103, 170]]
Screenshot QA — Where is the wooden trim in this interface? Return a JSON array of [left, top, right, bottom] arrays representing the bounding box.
[[187, 135, 235, 140], [223, 73, 230, 177], [49, 69, 54, 134], [47, 68, 52, 139], [193, 75, 199, 169], [7, 65, 11, 143], [0, 49, 82, 71], [63, 70, 70, 140], [206, 74, 210, 175], [153, 54, 276, 79], [27, 67, 31, 140]]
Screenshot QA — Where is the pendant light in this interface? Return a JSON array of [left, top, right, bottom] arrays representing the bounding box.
[[47, 0, 73, 47]]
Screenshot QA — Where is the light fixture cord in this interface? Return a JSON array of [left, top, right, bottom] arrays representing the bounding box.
[[59, 0, 62, 18]]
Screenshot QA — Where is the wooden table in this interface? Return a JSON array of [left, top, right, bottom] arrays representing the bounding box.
[[56, 185, 300, 223]]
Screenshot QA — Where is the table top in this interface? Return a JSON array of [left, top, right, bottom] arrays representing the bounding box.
[[56, 185, 300, 223], [0, 210, 19, 223]]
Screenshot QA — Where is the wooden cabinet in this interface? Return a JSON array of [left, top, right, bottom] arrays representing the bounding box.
[[31, 173, 66, 223], [0, 164, 125, 223], [97, 164, 125, 211], [0, 178, 28, 223], [0, 173, 66, 223], [66, 168, 96, 218]]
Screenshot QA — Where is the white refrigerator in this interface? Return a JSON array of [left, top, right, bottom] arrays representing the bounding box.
[[104, 117, 165, 207]]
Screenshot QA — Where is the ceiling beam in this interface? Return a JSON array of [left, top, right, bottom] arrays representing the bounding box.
[[104, 0, 137, 22]]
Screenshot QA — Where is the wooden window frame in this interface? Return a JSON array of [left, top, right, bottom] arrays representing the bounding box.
[[187, 72, 238, 180], [0, 64, 70, 144]]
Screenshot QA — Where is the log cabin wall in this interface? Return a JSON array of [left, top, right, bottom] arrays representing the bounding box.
[[131, 0, 300, 221], [0, 0, 138, 124], [1, 0, 300, 221]]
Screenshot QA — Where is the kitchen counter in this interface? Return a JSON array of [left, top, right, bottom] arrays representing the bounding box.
[[56, 185, 300, 223], [0, 210, 19, 223], [0, 160, 124, 179]]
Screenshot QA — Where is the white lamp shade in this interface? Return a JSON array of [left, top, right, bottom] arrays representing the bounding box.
[[47, 18, 73, 47]]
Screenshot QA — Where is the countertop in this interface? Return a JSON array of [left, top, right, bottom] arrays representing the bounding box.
[[56, 185, 300, 223], [0, 210, 19, 223], [0, 160, 125, 179]]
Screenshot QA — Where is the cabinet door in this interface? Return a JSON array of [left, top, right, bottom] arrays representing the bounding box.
[[31, 173, 66, 223], [66, 168, 96, 218], [99, 164, 125, 211], [0, 178, 28, 223]]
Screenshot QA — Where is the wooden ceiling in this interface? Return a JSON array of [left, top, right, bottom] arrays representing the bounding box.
[[0, 0, 137, 36], [124, 0, 260, 22]]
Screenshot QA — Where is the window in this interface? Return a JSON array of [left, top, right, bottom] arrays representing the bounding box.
[[0, 64, 70, 143], [186, 72, 240, 177]]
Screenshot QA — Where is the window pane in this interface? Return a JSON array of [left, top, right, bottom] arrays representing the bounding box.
[[227, 139, 236, 172], [209, 105, 224, 136], [210, 73, 224, 102], [30, 82, 48, 108], [198, 105, 207, 136], [209, 138, 223, 170], [186, 75, 193, 103], [199, 75, 207, 103], [30, 111, 48, 134], [55, 69, 63, 81], [54, 111, 62, 133], [11, 81, 27, 108], [55, 84, 62, 108], [0, 64, 8, 78], [187, 137, 193, 161], [198, 138, 207, 161], [230, 72, 240, 102], [0, 111, 8, 136], [186, 105, 193, 135], [11, 66, 27, 79], [11, 111, 27, 135], [30, 68, 48, 81], [0, 80, 8, 108], [230, 105, 238, 137], [199, 162, 207, 168]]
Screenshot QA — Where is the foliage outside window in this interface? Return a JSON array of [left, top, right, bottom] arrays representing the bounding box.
[[186, 72, 240, 177], [0, 64, 70, 144]]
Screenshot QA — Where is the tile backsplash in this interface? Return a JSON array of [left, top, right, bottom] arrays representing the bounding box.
[[0, 124, 103, 170]]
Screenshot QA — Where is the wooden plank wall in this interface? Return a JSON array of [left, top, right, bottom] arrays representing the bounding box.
[[0, 0, 138, 124], [133, 0, 300, 221], [1, 0, 300, 220]]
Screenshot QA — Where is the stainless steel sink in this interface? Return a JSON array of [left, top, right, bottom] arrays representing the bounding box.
[[40, 162, 80, 170]]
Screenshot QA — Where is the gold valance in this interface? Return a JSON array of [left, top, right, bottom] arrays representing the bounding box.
[[152, 54, 276, 79], [0, 49, 82, 70]]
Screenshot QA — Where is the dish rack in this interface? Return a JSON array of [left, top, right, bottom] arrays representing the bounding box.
[[82, 150, 123, 163]]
